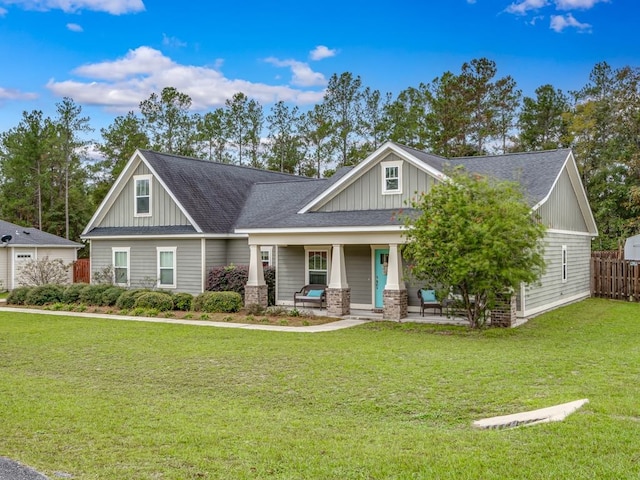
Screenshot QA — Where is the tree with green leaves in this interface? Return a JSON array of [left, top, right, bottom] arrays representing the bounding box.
[[139, 87, 196, 156], [225, 92, 263, 166], [195, 109, 231, 163], [403, 169, 546, 328], [265, 101, 304, 173], [299, 103, 335, 177], [516, 84, 569, 151], [384, 84, 430, 150]]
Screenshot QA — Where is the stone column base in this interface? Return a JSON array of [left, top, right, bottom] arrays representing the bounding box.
[[326, 288, 351, 316], [491, 293, 516, 327], [244, 284, 268, 308], [383, 289, 408, 321]]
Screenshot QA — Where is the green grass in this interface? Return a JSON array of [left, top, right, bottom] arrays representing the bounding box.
[[1, 298, 639, 479]]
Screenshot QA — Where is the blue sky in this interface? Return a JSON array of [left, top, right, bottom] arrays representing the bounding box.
[[0, 0, 636, 136]]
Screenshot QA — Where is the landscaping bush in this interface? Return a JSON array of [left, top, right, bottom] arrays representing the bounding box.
[[193, 291, 242, 313], [115, 289, 150, 310], [78, 284, 112, 306], [206, 264, 276, 305], [25, 284, 64, 306], [133, 292, 174, 312], [173, 292, 193, 311], [101, 286, 126, 307], [7, 286, 32, 305], [62, 283, 89, 303]]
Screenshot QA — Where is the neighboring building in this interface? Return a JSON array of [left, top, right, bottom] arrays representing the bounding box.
[[82, 143, 598, 323], [624, 233, 640, 261], [0, 219, 82, 290]]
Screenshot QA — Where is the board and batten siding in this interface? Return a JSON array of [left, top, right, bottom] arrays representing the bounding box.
[[317, 153, 435, 212], [91, 239, 203, 294], [276, 245, 305, 305], [536, 167, 589, 232], [523, 231, 591, 315], [98, 162, 191, 228]]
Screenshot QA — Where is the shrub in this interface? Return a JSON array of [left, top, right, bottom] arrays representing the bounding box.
[[115, 289, 150, 310], [25, 284, 64, 306], [193, 291, 242, 313], [78, 284, 112, 306], [101, 286, 126, 307], [7, 286, 32, 305], [134, 292, 174, 312], [18, 257, 69, 287], [173, 292, 193, 311], [62, 283, 88, 303], [206, 264, 276, 305]]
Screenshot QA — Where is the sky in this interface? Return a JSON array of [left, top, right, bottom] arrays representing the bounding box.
[[0, 0, 637, 138]]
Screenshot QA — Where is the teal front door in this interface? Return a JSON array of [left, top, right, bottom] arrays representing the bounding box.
[[374, 249, 389, 308]]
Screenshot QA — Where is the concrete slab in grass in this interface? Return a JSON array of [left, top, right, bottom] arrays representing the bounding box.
[[474, 399, 589, 429]]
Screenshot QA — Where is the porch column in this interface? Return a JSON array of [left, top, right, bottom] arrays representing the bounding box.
[[383, 243, 408, 321], [491, 292, 517, 327], [245, 244, 268, 307], [327, 244, 351, 316]]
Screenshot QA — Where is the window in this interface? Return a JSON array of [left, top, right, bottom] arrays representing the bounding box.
[[157, 247, 177, 288], [381, 160, 402, 194], [113, 247, 130, 286], [562, 245, 568, 283], [134, 174, 152, 216], [307, 250, 328, 285], [260, 247, 272, 267]]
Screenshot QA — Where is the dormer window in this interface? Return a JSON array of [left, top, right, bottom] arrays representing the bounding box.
[[381, 160, 402, 194], [134, 174, 152, 216]]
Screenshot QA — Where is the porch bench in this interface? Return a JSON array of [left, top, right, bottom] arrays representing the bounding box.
[[294, 284, 327, 310]]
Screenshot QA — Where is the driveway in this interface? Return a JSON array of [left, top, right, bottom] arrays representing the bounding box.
[[0, 457, 48, 480]]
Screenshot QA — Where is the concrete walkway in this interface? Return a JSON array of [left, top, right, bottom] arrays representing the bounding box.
[[0, 457, 49, 480]]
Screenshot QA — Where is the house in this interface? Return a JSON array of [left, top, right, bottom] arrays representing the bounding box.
[[0, 219, 82, 290], [82, 142, 598, 325], [624, 233, 640, 261]]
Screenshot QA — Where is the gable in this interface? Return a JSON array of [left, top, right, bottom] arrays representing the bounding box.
[[96, 161, 191, 229], [536, 167, 588, 232], [315, 152, 438, 212]]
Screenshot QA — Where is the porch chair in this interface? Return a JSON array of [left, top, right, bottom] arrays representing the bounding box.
[[418, 288, 443, 316]]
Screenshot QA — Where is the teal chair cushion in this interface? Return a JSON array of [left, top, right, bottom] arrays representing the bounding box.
[[421, 289, 437, 302], [307, 289, 324, 298]]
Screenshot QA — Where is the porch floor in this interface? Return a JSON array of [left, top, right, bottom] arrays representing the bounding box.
[[304, 307, 469, 326]]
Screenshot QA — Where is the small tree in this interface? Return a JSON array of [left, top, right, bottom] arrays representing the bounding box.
[[403, 169, 546, 328], [18, 257, 70, 287]]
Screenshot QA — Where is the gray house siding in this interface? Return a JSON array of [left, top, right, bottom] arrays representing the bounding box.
[[317, 153, 435, 212], [524, 231, 591, 314], [226, 238, 251, 265], [537, 167, 588, 232], [344, 245, 373, 305], [276, 245, 305, 304], [91, 238, 203, 294], [98, 162, 191, 229]]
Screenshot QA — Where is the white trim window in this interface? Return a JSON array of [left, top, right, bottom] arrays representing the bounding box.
[[561, 245, 568, 283], [157, 247, 177, 288], [381, 160, 402, 194], [112, 247, 130, 286], [260, 246, 273, 267], [134, 174, 152, 217], [306, 249, 329, 285]]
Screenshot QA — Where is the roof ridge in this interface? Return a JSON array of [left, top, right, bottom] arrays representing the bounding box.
[[452, 148, 571, 160]]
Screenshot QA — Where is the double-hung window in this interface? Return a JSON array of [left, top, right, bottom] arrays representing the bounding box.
[[134, 174, 152, 216], [381, 160, 402, 194], [260, 246, 272, 267], [157, 247, 177, 288], [307, 249, 328, 285], [113, 247, 130, 286]]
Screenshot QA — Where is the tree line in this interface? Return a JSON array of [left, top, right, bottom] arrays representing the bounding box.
[[0, 58, 638, 249]]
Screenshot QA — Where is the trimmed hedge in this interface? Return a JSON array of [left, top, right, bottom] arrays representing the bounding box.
[[207, 264, 276, 305], [134, 292, 174, 312], [62, 283, 89, 304], [115, 289, 151, 310], [173, 292, 193, 311], [101, 286, 126, 307], [78, 284, 112, 306], [193, 291, 242, 313], [25, 284, 64, 306], [7, 286, 32, 305]]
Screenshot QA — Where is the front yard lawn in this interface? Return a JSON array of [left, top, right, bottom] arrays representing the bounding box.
[[1, 298, 639, 479]]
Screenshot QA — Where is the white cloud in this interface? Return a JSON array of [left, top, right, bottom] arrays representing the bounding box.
[[162, 33, 186, 48], [554, 0, 608, 10], [264, 57, 327, 87], [0, 86, 38, 101], [550, 12, 592, 31], [309, 45, 337, 61], [0, 0, 144, 14], [46, 47, 326, 112], [0, 6, 7, 14], [505, 0, 549, 15], [66, 22, 83, 32]]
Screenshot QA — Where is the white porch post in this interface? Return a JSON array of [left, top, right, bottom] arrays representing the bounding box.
[[247, 244, 265, 286], [383, 243, 408, 321], [327, 244, 351, 316], [245, 244, 267, 307]]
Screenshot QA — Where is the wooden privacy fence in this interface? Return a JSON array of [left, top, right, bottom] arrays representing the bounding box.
[[73, 258, 90, 284], [591, 256, 640, 301]]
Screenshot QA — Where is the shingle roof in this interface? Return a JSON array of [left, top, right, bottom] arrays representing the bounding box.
[[139, 150, 312, 233], [0, 219, 82, 247], [83, 225, 197, 237]]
